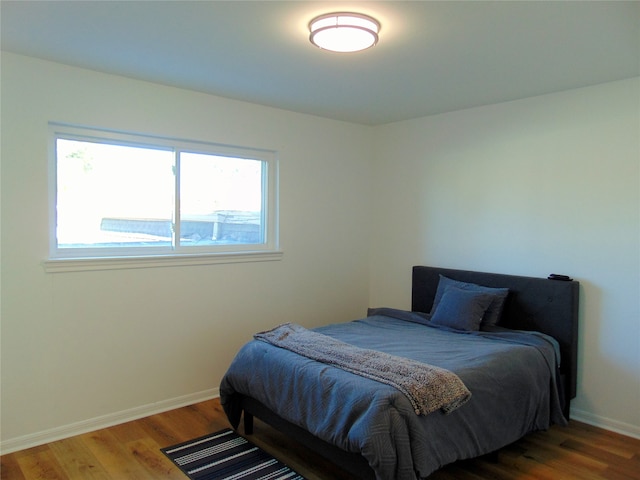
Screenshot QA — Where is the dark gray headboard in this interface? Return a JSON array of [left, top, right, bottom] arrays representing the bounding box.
[[411, 266, 579, 413]]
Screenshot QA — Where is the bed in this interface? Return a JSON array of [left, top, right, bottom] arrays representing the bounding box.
[[219, 266, 579, 479]]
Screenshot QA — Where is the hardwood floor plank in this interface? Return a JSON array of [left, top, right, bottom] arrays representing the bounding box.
[[0, 453, 27, 480], [603, 452, 640, 480], [502, 451, 599, 480], [48, 436, 110, 479], [152, 405, 216, 443], [136, 413, 186, 449], [563, 423, 640, 459], [105, 418, 152, 445], [14, 448, 68, 480], [2, 398, 640, 479], [519, 434, 608, 478], [80, 429, 153, 479], [191, 399, 230, 432], [125, 438, 185, 480]]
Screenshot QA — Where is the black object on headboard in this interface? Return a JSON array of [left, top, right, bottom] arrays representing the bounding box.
[[412, 266, 580, 412]]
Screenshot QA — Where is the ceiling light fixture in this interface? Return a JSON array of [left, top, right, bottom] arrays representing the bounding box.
[[309, 12, 380, 53]]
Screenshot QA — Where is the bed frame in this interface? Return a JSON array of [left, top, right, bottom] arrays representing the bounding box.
[[238, 266, 580, 478]]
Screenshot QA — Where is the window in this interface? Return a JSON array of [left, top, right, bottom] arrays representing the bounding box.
[[48, 124, 279, 268]]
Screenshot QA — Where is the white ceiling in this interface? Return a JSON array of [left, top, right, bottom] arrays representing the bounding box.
[[2, 1, 639, 125]]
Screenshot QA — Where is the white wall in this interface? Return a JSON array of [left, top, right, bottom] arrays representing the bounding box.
[[0, 53, 372, 451], [370, 78, 640, 438]]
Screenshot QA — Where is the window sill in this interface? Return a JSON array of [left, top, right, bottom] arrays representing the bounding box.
[[43, 251, 284, 273]]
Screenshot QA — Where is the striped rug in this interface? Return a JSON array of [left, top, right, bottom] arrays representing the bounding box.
[[161, 428, 306, 480]]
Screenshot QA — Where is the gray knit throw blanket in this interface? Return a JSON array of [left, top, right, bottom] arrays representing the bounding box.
[[254, 323, 471, 416]]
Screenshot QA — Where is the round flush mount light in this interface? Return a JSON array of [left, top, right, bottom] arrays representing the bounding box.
[[309, 12, 380, 53]]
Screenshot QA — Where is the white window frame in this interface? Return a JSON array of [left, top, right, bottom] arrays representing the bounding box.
[[44, 123, 280, 272]]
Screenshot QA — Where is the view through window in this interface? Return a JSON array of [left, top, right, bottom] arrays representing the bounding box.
[[51, 125, 277, 259]]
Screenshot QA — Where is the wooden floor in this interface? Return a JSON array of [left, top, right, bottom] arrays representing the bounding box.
[[2, 398, 639, 479]]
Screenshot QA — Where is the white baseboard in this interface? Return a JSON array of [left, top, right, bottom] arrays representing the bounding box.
[[0, 387, 220, 455], [571, 407, 640, 440]]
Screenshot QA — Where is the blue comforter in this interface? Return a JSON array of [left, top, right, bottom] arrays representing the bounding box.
[[220, 309, 566, 479]]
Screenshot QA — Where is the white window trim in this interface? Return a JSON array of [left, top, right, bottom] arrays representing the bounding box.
[[47, 123, 280, 271], [42, 251, 284, 273]]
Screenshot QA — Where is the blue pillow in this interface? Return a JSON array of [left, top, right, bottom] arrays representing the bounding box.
[[430, 287, 495, 331], [431, 275, 509, 327]]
